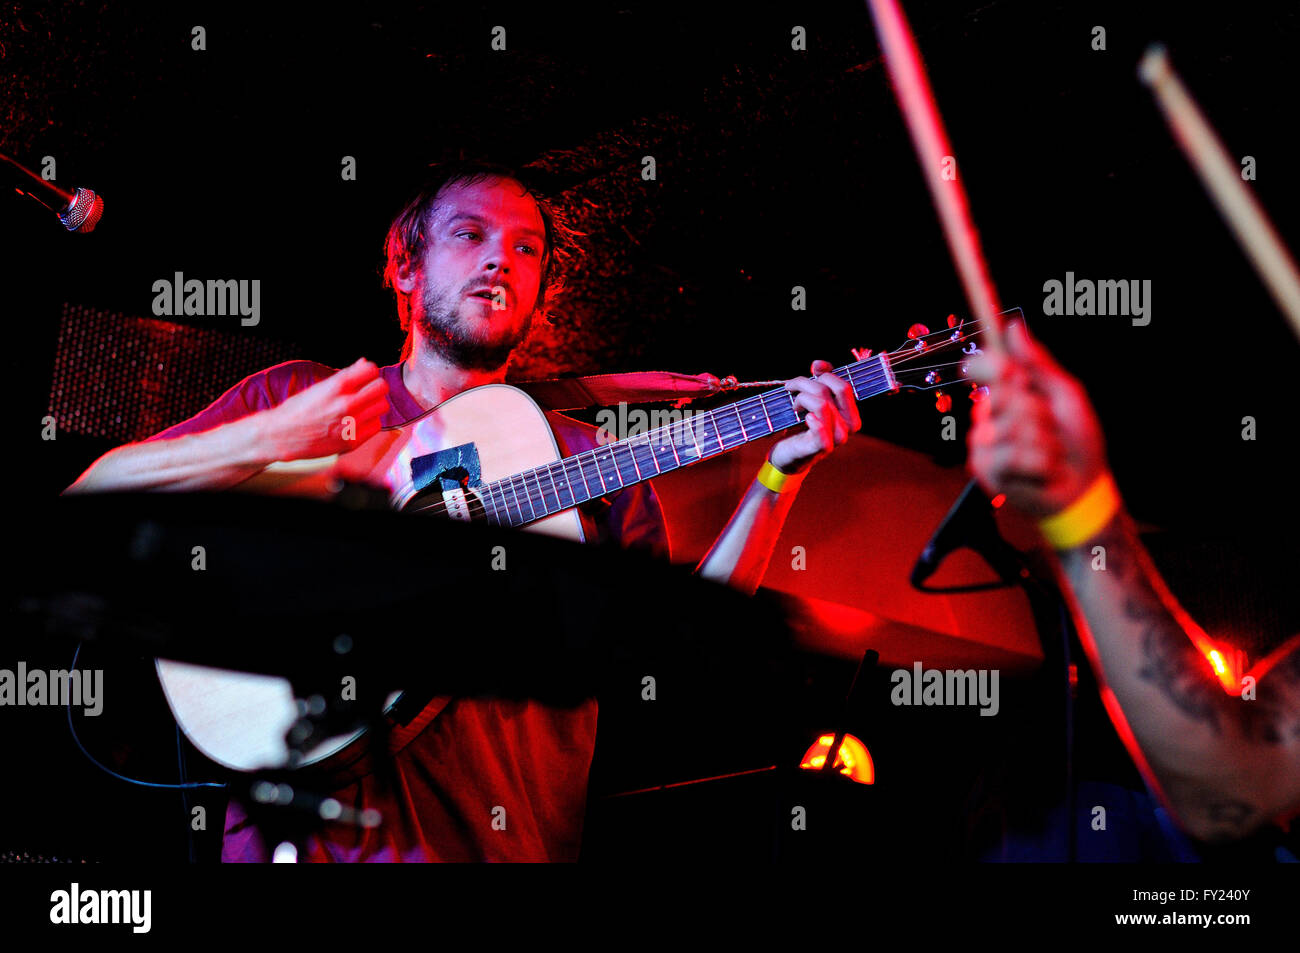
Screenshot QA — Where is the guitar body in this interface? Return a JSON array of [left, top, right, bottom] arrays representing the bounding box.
[[156, 384, 585, 772]]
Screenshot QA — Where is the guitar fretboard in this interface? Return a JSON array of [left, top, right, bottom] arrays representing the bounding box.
[[478, 353, 896, 528]]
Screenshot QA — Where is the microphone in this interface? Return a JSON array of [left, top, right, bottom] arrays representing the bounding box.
[[910, 479, 1024, 590], [0, 151, 104, 233]]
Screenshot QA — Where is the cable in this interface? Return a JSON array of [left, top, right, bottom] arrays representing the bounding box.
[[66, 643, 226, 790]]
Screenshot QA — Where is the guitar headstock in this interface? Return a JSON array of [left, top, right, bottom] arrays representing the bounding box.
[[882, 307, 1022, 412]]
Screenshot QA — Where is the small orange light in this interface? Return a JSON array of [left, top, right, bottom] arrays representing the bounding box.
[[990, 493, 1006, 509], [800, 733, 874, 784]]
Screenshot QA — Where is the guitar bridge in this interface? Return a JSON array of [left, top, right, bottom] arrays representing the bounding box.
[[440, 487, 472, 522]]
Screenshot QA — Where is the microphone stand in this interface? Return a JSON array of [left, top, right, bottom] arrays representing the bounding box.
[[910, 480, 1079, 862]]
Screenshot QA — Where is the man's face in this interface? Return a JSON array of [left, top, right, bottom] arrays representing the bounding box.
[[409, 177, 547, 371]]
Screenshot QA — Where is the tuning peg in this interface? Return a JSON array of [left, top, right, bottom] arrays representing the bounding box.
[[947, 313, 965, 342], [935, 390, 951, 413], [969, 384, 989, 403], [907, 323, 930, 352]]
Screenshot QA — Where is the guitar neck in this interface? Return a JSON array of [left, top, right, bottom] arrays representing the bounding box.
[[479, 352, 897, 528]]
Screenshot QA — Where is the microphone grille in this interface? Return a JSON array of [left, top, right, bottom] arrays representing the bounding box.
[[57, 187, 104, 233]]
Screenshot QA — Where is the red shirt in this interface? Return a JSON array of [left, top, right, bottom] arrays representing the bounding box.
[[145, 360, 669, 861]]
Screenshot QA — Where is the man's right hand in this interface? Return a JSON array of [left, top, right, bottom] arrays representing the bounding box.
[[966, 322, 1109, 520], [258, 358, 389, 462]]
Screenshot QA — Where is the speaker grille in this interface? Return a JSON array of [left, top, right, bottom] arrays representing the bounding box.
[[48, 302, 302, 443]]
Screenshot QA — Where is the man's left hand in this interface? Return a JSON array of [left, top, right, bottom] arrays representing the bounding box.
[[768, 360, 862, 475]]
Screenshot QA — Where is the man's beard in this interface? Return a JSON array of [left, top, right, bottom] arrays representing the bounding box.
[[414, 284, 534, 372]]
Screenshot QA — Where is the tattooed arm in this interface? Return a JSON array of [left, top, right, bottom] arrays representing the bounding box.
[[1054, 515, 1300, 842], [968, 322, 1300, 842]]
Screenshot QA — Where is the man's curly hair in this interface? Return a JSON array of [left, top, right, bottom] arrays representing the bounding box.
[[382, 160, 584, 361]]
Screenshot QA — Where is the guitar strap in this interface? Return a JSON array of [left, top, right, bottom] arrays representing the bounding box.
[[511, 369, 781, 411]]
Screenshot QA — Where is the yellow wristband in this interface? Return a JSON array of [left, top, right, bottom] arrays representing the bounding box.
[[757, 459, 803, 494], [1037, 472, 1121, 550]]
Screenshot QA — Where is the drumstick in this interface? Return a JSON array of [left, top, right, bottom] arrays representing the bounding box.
[[866, 0, 1005, 354], [1140, 44, 1300, 344]]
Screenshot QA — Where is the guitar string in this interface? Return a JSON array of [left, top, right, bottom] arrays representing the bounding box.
[[402, 322, 992, 525], [474, 318, 991, 513], [407, 341, 983, 525], [402, 377, 851, 523], [409, 361, 894, 523], [403, 322, 993, 523]]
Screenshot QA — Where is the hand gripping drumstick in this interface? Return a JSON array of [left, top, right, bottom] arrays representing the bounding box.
[[866, 0, 1006, 355], [1140, 44, 1300, 345]]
